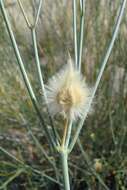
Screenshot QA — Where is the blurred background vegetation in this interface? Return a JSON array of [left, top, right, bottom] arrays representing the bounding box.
[[0, 0, 127, 189]]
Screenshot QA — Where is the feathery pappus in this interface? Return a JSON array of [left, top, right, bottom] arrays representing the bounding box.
[[45, 57, 92, 121]]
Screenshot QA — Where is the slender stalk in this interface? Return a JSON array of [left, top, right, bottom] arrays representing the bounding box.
[[69, 0, 127, 152], [73, 0, 78, 68], [31, 28, 45, 99], [0, 0, 55, 149], [31, 28, 59, 145], [34, 0, 43, 28], [60, 150, 70, 190], [61, 119, 68, 147], [17, 0, 43, 28], [78, 0, 85, 71], [17, 0, 59, 145], [17, 0, 32, 28], [65, 120, 73, 148]]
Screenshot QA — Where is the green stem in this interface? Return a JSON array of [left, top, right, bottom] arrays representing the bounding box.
[[73, 0, 78, 68], [17, 0, 43, 28], [69, 0, 127, 152], [31, 28, 59, 146], [17, 0, 32, 28], [60, 150, 70, 190], [34, 0, 43, 27], [31, 28, 45, 97], [0, 0, 55, 149], [78, 0, 85, 71], [65, 120, 73, 148]]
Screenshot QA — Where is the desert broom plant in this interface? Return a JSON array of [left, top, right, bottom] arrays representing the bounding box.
[[0, 0, 127, 190]]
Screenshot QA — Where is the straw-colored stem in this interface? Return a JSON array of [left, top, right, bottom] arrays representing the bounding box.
[[62, 119, 68, 147], [65, 120, 73, 148], [69, 0, 127, 152]]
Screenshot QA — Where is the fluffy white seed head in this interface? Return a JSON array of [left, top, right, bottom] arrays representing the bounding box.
[[45, 58, 92, 120]]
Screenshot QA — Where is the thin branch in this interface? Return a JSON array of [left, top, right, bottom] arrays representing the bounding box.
[[17, 0, 59, 145], [69, 0, 127, 152], [65, 120, 73, 148], [73, 0, 78, 68], [0, 0, 55, 149], [17, 0, 43, 29], [34, 0, 43, 28], [17, 0, 32, 28], [31, 28, 60, 146], [78, 0, 85, 71], [61, 119, 68, 147]]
